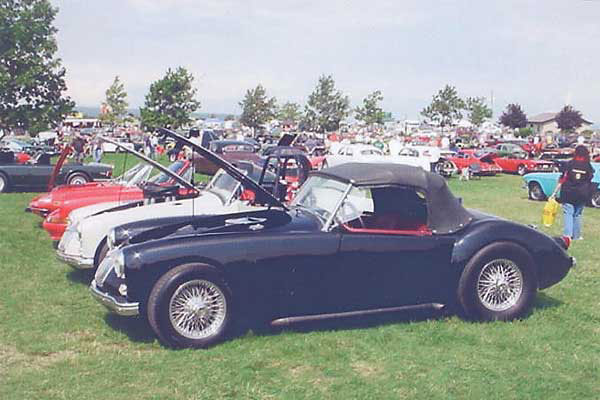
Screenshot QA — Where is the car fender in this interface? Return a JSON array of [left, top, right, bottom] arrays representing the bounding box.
[[451, 218, 566, 283]]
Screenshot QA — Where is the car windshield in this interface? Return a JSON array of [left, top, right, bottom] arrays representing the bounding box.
[[115, 163, 149, 185], [148, 160, 185, 184], [291, 176, 350, 221], [205, 169, 240, 203]]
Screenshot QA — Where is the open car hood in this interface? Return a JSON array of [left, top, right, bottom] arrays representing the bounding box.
[[159, 128, 286, 209], [277, 133, 296, 147], [48, 146, 73, 191], [100, 136, 195, 191]]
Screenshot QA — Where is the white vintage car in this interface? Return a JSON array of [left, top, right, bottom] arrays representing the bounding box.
[[57, 167, 264, 270], [56, 131, 285, 271], [323, 144, 431, 171], [396, 146, 457, 177]]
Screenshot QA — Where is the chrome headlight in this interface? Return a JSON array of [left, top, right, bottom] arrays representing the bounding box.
[[114, 250, 126, 279], [107, 228, 116, 249]]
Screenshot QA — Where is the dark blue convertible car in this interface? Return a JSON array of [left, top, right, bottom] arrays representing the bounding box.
[[90, 131, 574, 349]]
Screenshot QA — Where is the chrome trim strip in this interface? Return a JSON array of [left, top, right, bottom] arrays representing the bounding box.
[[90, 280, 139, 316], [56, 249, 94, 269]]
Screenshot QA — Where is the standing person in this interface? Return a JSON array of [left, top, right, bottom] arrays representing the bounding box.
[[72, 134, 85, 163], [92, 136, 103, 163], [150, 134, 158, 159], [554, 145, 594, 243]]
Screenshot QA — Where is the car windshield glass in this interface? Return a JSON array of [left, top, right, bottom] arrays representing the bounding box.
[[205, 169, 240, 203], [291, 176, 349, 221], [148, 160, 185, 184], [116, 162, 144, 182]]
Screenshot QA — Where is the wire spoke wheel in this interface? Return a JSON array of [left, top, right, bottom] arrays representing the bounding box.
[[169, 279, 227, 340], [477, 259, 523, 312]]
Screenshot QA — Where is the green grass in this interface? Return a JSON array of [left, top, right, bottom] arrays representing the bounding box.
[[1, 173, 599, 399]]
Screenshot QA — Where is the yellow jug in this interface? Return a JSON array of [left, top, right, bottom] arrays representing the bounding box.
[[542, 197, 560, 227]]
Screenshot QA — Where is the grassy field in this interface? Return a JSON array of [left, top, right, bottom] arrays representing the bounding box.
[[0, 169, 598, 399]]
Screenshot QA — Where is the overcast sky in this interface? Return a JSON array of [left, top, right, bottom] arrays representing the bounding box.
[[52, 0, 600, 123]]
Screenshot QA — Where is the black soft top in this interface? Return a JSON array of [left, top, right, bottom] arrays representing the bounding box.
[[313, 163, 473, 234]]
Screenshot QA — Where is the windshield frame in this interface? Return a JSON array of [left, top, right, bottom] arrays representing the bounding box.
[[290, 175, 353, 231], [204, 169, 242, 205]]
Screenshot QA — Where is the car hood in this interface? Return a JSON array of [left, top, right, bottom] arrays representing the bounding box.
[[159, 128, 286, 210], [122, 208, 291, 246]]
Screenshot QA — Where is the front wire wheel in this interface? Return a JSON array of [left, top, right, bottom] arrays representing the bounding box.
[[147, 263, 233, 348], [168, 279, 227, 340]]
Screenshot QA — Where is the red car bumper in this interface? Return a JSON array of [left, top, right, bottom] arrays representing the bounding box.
[[42, 219, 67, 241]]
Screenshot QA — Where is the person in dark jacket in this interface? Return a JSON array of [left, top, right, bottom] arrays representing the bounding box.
[[556, 145, 594, 241]]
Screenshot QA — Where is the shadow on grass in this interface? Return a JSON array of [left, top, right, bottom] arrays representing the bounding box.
[[252, 307, 447, 337], [104, 314, 155, 343], [66, 268, 93, 285], [533, 292, 563, 310]]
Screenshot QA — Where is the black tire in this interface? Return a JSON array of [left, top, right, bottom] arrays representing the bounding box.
[[457, 242, 537, 321], [590, 189, 600, 208], [147, 263, 233, 348], [517, 164, 527, 176], [67, 172, 89, 185], [0, 173, 9, 193], [528, 182, 546, 201]]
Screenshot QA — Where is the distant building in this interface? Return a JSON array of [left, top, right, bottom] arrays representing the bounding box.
[[527, 112, 593, 135]]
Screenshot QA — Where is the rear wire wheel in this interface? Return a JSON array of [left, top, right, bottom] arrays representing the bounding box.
[[458, 242, 537, 321]]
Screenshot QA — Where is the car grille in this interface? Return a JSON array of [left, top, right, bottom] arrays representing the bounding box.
[[58, 230, 75, 252], [95, 250, 116, 287]]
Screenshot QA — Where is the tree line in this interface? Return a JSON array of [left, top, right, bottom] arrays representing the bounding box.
[[0, 0, 589, 136]]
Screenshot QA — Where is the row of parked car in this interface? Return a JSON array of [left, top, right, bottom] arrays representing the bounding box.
[[15, 128, 576, 349]]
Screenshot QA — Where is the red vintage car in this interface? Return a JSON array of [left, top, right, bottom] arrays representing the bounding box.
[[28, 139, 196, 240], [447, 150, 502, 176], [37, 157, 194, 240], [491, 152, 555, 175]]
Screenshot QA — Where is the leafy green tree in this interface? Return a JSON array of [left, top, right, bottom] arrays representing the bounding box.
[[421, 85, 465, 129], [277, 101, 302, 123], [100, 76, 128, 127], [303, 75, 350, 133], [224, 114, 236, 121], [355, 90, 386, 126], [139, 67, 200, 131], [499, 103, 528, 129], [556, 105, 584, 133], [0, 0, 74, 134], [465, 97, 492, 127], [239, 84, 277, 131]]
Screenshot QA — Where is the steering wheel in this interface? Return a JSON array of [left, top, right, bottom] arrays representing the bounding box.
[[339, 200, 365, 229]]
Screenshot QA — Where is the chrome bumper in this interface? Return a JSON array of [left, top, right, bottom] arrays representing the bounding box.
[[56, 249, 94, 269], [90, 280, 139, 316]]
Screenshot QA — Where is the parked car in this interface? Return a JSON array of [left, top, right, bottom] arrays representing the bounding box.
[[0, 146, 112, 194], [323, 144, 431, 171], [36, 138, 196, 240], [58, 130, 311, 271], [522, 162, 600, 208], [194, 140, 262, 175], [396, 146, 456, 177], [90, 162, 573, 348], [447, 150, 502, 176], [491, 151, 555, 175]]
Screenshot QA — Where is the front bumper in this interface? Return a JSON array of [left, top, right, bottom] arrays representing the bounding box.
[[43, 220, 67, 241], [56, 249, 94, 269], [25, 206, 50, 217], [90, 279, 139, 316]]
